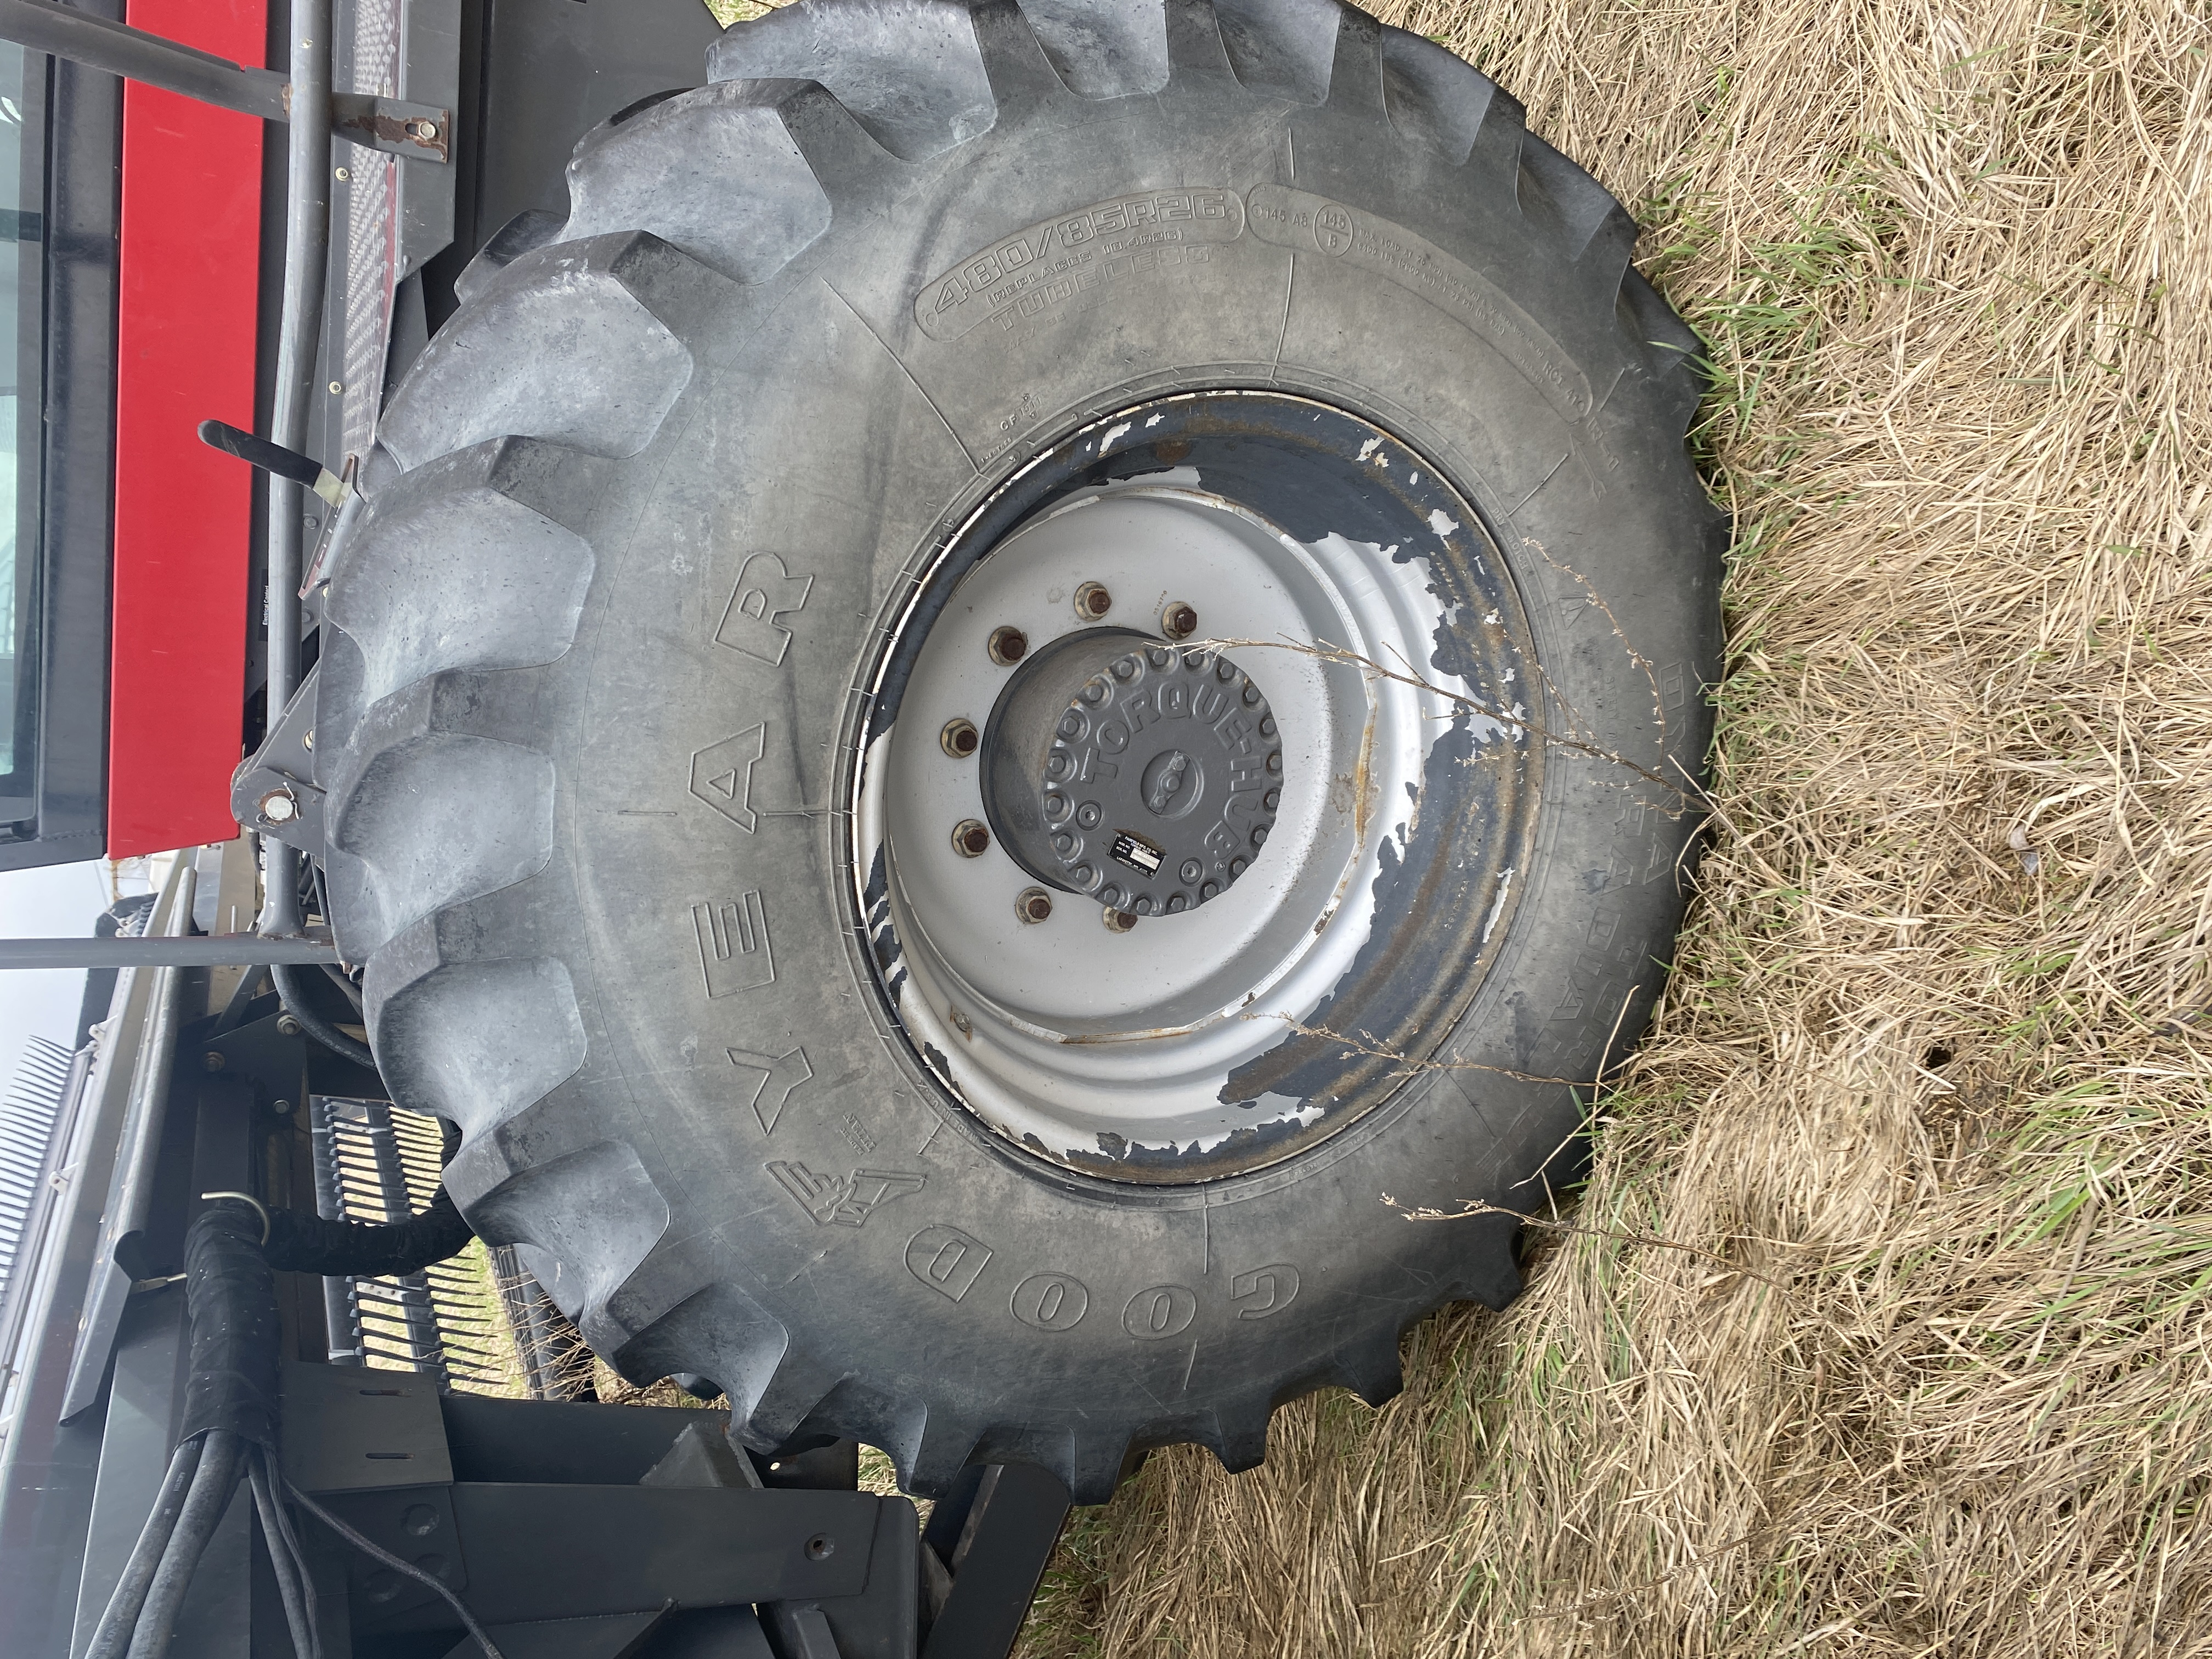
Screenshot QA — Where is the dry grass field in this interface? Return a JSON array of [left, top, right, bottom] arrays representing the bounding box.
[[1004, 0, 2212, 1652]]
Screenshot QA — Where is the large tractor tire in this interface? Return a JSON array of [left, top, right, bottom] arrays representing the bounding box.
[[317, 0, 1721, 1502]]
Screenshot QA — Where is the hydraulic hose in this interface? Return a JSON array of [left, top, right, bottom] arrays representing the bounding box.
[[263, 1180, 472, 1278], [81, 1438, 204, 1659], [268, 960, 375, 1069], [88, 1192, 474, 1659], [124, 1432, 246, 1659], [268, 1112, 471, 1276]]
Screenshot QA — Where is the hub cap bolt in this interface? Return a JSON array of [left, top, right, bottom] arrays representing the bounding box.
[[1102, 908, 1137, 933], [940, 717, 980, 758], [1016, 887, 1054, 924], [1163, 602, 1198, 640], [988, 625, 1029, 665], [952, 820, 990, 857], [1075, 582, 1111, 620]]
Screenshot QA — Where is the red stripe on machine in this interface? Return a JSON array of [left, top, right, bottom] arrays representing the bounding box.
[[106, 0, 267, 857]]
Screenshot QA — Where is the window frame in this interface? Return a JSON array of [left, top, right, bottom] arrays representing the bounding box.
[[0, 31, 121, 871]]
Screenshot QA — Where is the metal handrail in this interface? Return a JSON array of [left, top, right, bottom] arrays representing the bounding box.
[[257, 0, 332, 941]]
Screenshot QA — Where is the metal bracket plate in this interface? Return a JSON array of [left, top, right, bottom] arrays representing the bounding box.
[[232, 660, 323, 857], [330, 92, 451, 162]]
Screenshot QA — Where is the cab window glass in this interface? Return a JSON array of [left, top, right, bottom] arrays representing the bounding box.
[[0, 43, 43, 802]]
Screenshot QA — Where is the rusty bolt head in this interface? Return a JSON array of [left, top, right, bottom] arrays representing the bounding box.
[[952, 819, 991, 857], [988, 625, 1029, 666], [950, 1007, 973, 1036], [1163, 602, 1199, 641], [259, 789, 299, 824], [1016, 887, 1054, 924], [940, 717, 980, 759], [1074, 582, 1111, 620], [1102, 907, 1137, 934]]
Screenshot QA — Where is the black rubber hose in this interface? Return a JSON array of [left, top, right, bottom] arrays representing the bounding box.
[[125, 1430, 246, 1659], [81, 1437, 204, 1659], [264, 1116, 472, 1277], [263, 1182, 472, 1277], [249, 1447, 318, 1659], [268, 961, 375, 1069]]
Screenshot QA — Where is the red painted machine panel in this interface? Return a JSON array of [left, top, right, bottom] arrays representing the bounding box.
[[106, 0, 266, 857]]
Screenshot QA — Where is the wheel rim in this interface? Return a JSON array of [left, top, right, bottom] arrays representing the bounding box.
[[853, 391, 1539, 1182]]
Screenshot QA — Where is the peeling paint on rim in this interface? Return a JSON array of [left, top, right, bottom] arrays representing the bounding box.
[[848, 392, 1540, 1183]]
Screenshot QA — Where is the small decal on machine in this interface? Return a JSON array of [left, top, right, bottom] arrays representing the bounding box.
[[1109, 831, 1164, 876], [915, 188, 1246, 342]]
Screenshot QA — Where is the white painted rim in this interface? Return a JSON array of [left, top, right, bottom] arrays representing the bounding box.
[[856, 470, 1469, 1170]]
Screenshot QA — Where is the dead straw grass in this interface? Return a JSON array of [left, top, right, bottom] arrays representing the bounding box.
[[1016, 0, 2212, 1652]]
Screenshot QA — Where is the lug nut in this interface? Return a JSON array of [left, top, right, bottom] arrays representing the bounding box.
[[940, 717, 980, 758], [1163, 601, 1199, 641], [1075, 582, 1111, 620], [1015, 887, 1054, 924], [952, 819, 991, 857], [988, 625, 1028, 665], [1102, 907, 1137, 934]]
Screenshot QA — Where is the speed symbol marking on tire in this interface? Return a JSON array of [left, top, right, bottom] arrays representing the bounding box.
[[1313, 204, 1354, 256]]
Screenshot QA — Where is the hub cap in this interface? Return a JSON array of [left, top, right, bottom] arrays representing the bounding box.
[[980, 629, 1284, 916]]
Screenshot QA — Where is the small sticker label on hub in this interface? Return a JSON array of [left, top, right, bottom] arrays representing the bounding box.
[[1111, 832, 1164, 876]]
